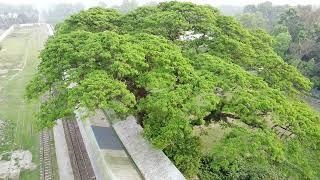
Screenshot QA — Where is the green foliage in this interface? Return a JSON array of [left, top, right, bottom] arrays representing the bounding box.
[[56, 7, 121, 34], [272, 31, 292, 58], [186, 15, 311, 93], [270, 24, 292, 59], [240, 2, 320, 93], [121, 1, 312, 92], [165, 134, 202, 177], [192, 54, 319, 133], [27, 2, 320, 178], [199, 128, 319, 179], [37, 91, 72, 129], [237, 12, 268, 30], [242, 2, 289, 32], [70, 70, 136, 114], [121, 1, 218, 40], [199, 129, 286, 179], [27, 27, 205, 176], [279, 8, 305, 43]]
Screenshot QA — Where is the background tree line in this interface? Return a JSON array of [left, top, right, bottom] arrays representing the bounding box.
[[0, 0, 156, 28], [0, 3, 38, 28], [237, 1, 320, 94], [40, 3, 84, 25]]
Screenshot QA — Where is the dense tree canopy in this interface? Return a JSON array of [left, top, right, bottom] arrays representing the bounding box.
[[27, 2, 320, 179], [56, 7, 121, 34]]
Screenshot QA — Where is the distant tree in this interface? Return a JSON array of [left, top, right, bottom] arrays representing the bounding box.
[[243, 4, 257, 13], [237, 12, 268, 30], [17, 13, 29, 24], [257, 1, 273, 19], [241, 3, 320, 91], [271, 24, 288, 35], [0, 3, 38, 28], [218, 5, 243, 16], [112, 0, 138, 14], [279, 8, 305, 43], [42, 3, 84, 25], [242, 2, 289, 32], [273, 32, 291, 58], [272, 25, 292, 58]]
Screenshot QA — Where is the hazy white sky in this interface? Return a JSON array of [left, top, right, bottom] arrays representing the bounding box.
[[0, 0, 319, 6]]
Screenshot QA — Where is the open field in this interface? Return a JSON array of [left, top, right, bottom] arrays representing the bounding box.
[[0, 24, 49, 179]]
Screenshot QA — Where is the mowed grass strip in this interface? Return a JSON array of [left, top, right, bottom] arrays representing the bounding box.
[[0, 24, 49, 180], [0, 28, 31, 89]]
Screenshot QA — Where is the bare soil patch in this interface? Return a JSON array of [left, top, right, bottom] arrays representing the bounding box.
[[0, 150, 36, 179]]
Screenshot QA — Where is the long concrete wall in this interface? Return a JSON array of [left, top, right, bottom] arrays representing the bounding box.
[[53, 119, 74, 180], [113, 116, 186, 180], [0, 25, 14, 42]]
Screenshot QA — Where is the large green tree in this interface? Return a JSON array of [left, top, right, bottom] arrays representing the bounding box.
[[28, 2, 320, 178]]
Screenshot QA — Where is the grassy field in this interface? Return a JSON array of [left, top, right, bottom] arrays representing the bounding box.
[[193, 123, 231, 154], [0, 24, 49, 179]]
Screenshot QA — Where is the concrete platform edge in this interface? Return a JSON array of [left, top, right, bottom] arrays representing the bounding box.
[[53, 119, 75, 180]]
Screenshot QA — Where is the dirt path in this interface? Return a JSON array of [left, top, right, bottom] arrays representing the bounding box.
[[0, 38, 30, 93]]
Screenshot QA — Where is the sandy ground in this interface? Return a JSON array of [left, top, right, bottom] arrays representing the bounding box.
[[0, 150, 36, 179]]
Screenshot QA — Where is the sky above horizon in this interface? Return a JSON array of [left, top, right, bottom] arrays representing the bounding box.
[[0, 0, 319, 7]]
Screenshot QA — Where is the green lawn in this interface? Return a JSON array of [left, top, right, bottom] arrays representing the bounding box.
[[0, 24, 49, 179], [193, 123, 231, 154]]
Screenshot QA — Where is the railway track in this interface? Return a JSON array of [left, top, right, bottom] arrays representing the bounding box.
[[63, 119, 96, 180], [40, 129, 55, 180]]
